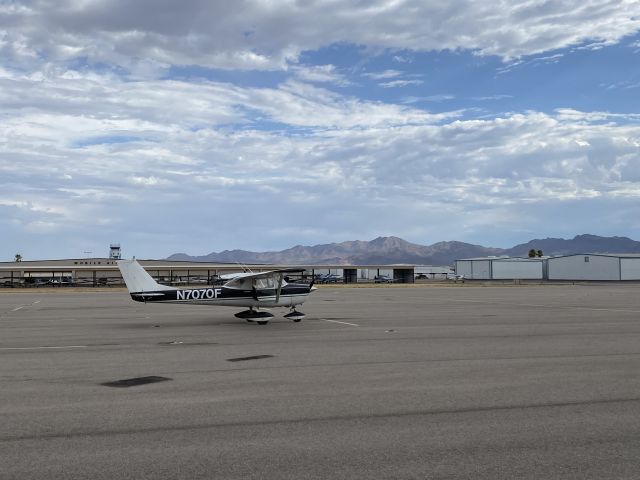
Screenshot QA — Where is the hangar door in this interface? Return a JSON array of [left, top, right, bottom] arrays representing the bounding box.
[[621, 258, 640, 280], [492, 261, 543, 280], [455, 261, 472, 278], [470, 260, 491, 279]]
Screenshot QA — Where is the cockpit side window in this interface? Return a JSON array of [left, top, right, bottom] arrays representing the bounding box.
[[256, 277, 276, 289]]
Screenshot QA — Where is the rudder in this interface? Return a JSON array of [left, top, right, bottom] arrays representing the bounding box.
[[117, 259, 175, 293]]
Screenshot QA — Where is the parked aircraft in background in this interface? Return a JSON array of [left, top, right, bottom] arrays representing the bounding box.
[[117, 259, 316, 325], [373, 274, 395, 283], [446, 273, 465, 281]]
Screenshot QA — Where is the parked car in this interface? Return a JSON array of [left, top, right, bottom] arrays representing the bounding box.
[[315, 273, 342, 284]]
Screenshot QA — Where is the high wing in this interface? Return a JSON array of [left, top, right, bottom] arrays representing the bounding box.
[[219, 268, 304, 282], [223, 268, 307, 304], [223, 268, 305, 287]]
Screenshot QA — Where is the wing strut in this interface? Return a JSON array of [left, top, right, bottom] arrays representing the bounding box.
[[276, 273, 283, 303], [251, 279, 259, 301]]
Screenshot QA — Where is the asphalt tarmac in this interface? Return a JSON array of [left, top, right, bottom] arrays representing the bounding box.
[[1, 284, 640, 479]]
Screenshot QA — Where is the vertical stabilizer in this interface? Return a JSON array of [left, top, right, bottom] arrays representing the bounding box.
[[117, 259, 175, 293]]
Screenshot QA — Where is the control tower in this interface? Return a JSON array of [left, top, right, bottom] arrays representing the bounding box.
[[109, 244, 121, 260]]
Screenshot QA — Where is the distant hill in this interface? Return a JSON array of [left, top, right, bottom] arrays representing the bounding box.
[[167, 236, 501, 266], [504, 234, 640, 257], [167, 234, 640, 267]]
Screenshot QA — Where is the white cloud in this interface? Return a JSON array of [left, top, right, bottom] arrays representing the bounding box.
[[401, 94, 455, 104], [1, 0, 640, 260], [2, 62, 640, 257], [472, 94, 513, 101], [378, 79, 424, 88], [292, 64, 351, 86], [363, 70, 424, 89], [128, 176, 171, 187], [604, 80, 640, 90], [2, 0, 639, 72], [392, 55, 412, 63], [362, 70, 404, 80]]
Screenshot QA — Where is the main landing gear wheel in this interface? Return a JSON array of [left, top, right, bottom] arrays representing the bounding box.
[[235, 308, 274, 324], [284, 309, 305, 323]]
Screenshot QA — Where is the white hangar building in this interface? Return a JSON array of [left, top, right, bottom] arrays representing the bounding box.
[[547, 254, 640, 281], [455, 257, 545, 280], [455, 254, 640, 281]]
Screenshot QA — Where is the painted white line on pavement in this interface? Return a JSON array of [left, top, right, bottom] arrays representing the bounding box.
[[0, 345, 88, 351], [323, 319, 360, 327]]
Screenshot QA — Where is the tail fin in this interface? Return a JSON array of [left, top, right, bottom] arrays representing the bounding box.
[[117, 259, 175, 293]]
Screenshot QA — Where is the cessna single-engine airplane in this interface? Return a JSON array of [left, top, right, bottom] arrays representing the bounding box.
[[117, 259, 316, 325]]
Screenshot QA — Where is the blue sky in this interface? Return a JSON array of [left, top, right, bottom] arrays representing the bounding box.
[[1, 1, 640, 260]]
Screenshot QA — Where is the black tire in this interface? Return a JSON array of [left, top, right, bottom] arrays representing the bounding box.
[[293, 318, 302, 323], [257, 321, 269, 325]]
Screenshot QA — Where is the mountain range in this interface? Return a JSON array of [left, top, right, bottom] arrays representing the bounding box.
[[167, 234, 640, 266]]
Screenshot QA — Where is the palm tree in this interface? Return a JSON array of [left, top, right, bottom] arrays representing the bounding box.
[[14, 253, 22, 262]]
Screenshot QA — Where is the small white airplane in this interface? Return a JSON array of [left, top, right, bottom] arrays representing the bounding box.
[[117, 259, 317, 325]]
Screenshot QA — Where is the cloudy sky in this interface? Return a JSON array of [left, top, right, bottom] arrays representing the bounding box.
[[2, 0, 640, 260]]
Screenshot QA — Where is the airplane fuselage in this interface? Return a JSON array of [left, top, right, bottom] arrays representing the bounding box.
[[130, 283, 313, 308]]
